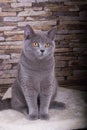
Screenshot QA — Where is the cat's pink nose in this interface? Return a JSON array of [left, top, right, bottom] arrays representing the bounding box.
[[40, 50, 45, 53]]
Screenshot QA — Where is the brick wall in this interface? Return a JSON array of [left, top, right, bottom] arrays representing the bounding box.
[[0, 0, 87, 93]]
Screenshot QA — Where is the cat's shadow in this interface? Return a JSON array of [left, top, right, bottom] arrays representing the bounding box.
[[50, 101, 66, 110]]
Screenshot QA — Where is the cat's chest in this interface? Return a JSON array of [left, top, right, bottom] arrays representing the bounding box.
[[20, 63, 54, 82], [20, 53, 55, 72], [19, 55, 55, 85], [26, 71, 54, 90]]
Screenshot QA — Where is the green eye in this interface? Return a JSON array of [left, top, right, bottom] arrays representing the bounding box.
[[33, 42, 39, 47], [45, 43, 50, 48]]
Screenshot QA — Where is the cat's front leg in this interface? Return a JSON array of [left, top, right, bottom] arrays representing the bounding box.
[[28, 93, 38, 120], [24, 86, 38, 120], [20, 79, 39, 120], [19, 67, 39, 120], [39, 87, 52, 120]]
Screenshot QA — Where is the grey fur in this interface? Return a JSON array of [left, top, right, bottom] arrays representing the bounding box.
[[2, 25, 58, 120]]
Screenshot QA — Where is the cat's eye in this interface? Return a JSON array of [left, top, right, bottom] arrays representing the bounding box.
[[45, 43, 50, 48], [33, 42, 39, 47]]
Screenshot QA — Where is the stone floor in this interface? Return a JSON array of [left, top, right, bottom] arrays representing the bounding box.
[[0, 87, 87, 130]]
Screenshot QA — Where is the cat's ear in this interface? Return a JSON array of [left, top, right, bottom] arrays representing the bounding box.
[[47, 27, 57, 40], [24, 24, 35, 39]]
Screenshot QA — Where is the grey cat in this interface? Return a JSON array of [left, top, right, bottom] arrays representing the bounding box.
[[0, 25, 65, 120]]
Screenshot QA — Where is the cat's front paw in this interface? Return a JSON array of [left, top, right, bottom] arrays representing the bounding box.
[[40, 114, 49, 120], [29, 114, 38, 120]]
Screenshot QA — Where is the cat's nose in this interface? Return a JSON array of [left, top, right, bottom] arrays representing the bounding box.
[[40, 50, 45, 53]]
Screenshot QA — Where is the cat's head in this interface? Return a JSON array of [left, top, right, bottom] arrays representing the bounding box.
[[24, 24, 57, 60]]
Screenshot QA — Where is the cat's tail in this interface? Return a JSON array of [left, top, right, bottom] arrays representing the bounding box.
[[0, 98, 11, 110], [50, 101, 66, 110]]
